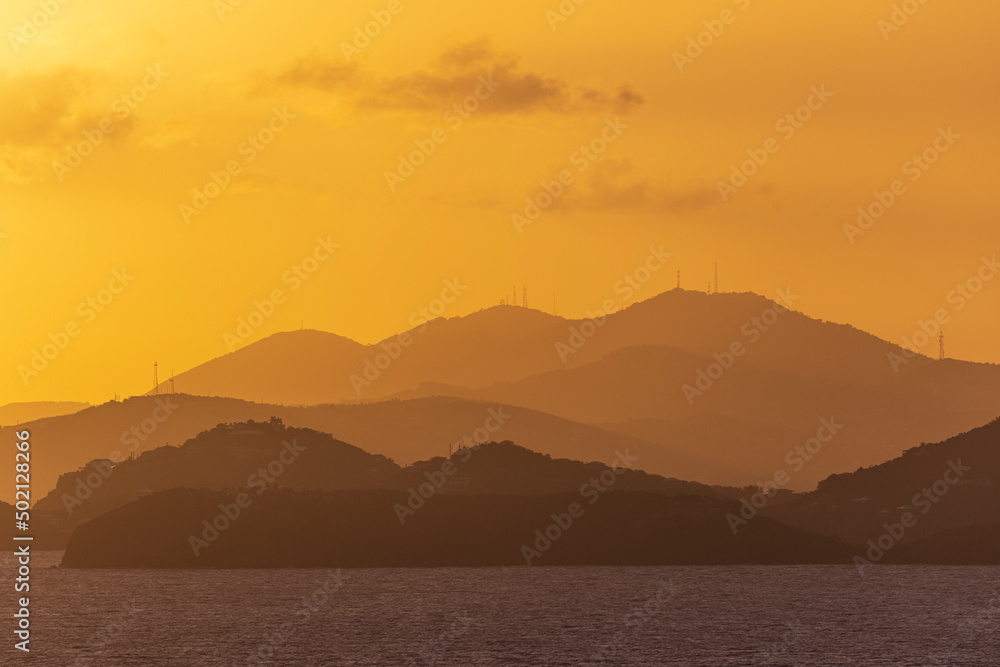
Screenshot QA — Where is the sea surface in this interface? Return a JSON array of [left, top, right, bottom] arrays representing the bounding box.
[[3, 552, 998, 665]]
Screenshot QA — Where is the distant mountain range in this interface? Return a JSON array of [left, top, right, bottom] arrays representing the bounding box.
[[158, 290, 1000, 488], [6, 288, 999, 502], [162, 290, 952, 403]]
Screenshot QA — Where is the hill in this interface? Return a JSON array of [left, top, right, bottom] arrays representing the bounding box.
[[32, 420, 720, 546], [766, 418, 1000, 546], [61, 487, 852, 568], [0, 394, 700, 505]]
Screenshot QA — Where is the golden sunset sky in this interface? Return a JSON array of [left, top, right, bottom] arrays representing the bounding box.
[[1, 0, 998, 405]]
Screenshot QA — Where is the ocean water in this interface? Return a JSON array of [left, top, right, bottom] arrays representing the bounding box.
[[5, 552, 998, 665]]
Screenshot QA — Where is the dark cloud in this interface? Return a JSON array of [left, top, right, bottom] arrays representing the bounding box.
[[265, 40, 644, 116]]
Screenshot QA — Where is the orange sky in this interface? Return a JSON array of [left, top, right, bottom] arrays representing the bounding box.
[[1, 0, 998, 405]]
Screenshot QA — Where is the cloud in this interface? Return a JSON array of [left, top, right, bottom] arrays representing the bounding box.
[[0, 67, 139, 184], [270, 55, 360, 91], [262, 39, 644, 116], [0, 67, 105, 147]]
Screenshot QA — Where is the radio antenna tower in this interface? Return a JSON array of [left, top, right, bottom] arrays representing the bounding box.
[[170, 369, 176, 394], [153, 362, 159, 396], [939, 332, 945, 360], [522, 286, 527, 308], [676, 270, 681, 289], [714, 263, 718, 294]]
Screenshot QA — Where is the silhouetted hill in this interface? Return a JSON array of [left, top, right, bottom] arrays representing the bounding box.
[[61, 487, 853, 568], [568, 289, 932, 384], [0, 401, 89, 426], [766, 418, 1000, 545], [32, 420, 722, 546], [32, 419, 396, 541], [393, 441, 713, 497], [0, 394, 701, 505]]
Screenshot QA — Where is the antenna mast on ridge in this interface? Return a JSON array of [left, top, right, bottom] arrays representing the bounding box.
[[153, 362, 159, 396], [714, 263, 718, 294], [939, 332, 945, 360]]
